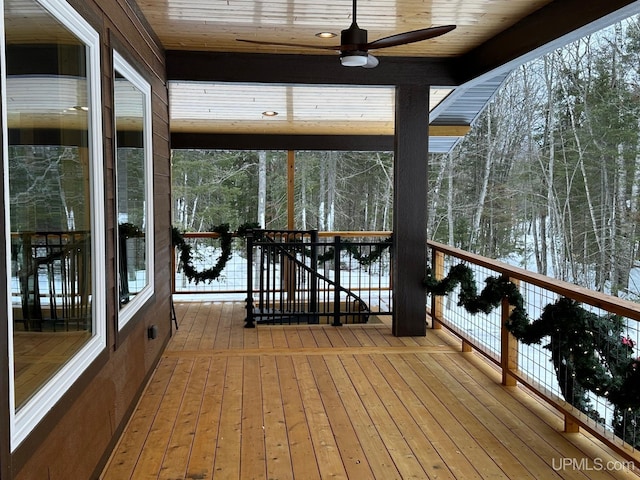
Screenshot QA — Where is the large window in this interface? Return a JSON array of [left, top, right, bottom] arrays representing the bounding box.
[[3, 0, 105, 449], [114, 51, 154, 329]]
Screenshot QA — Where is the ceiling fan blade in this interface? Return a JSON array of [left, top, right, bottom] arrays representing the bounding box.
[[236, 38, 341, 51], [366, 25, 456, 50]]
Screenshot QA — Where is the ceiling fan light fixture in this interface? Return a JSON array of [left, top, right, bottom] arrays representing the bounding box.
[[340, 53, 368, 67]]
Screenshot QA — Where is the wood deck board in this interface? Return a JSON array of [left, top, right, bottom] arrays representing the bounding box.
[[261, 355, 294, 480], [240, 356, 267, 479], [445, 351, 631, 479], [275, 355, 322, 480], [341, 354, 444, 479], [185, 357, 227, 479], [368, 353, 485, 480], [212, 355, 243, 477], [307, 354, 376, 479], [402, 352, 547, 479], [101, 357, 179, 480], [294, 356, 349, 479], [159, 356, 210, 479], [101, 301, 640, 479], [325, 355, 404, 480], [133, 357, 194, 477]]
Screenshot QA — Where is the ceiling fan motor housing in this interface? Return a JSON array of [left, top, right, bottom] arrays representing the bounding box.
[[340, 23, 368, 65]]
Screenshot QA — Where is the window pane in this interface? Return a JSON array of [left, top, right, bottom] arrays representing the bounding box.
[[6, 0, 95, 409], [114, 56, 153, 327]]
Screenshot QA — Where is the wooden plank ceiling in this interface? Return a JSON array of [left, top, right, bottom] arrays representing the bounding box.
[[134, 0, 640, 149], [137, 0, 551, 57], [7, 0, 640, 150], [141, 0, 551, 142]]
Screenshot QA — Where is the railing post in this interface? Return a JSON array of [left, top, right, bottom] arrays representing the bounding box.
[[431, 249, 444, 330], [283, 232, 296, 303], [245, 231, 255, 328], [501, 276, 518, 386], [310, 230, 318, 315], [333, 236, 342, 326]]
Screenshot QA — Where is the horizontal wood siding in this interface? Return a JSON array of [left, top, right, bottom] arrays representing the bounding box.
[[11, 0, 171, 478]]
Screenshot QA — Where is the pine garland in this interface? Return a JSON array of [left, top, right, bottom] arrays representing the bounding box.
[[424, 263, 640, 415], [172, 222, 260, 284], [424, 263, 529, 327], [316, 236, 393, 266]]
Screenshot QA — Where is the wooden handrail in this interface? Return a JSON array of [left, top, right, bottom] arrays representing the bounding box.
[[180, 230, 392, 239], [428, 239, 640, 322], [427, 240, 640, 467]]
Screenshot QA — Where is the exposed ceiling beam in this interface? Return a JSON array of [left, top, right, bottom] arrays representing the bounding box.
[[166, 51, 463, 87], [458, 0, 640, 83], [171, 125, 469, 152], [171, 133, 395, 151]]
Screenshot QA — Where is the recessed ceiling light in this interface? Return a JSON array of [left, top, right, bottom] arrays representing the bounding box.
[[316, 32, 337, 38], [262, 111, 278, 117]]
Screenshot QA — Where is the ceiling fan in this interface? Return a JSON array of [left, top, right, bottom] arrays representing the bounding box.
[[236, 0, 456, 68]]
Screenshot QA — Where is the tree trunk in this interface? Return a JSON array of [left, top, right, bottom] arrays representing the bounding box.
[[447, 152, 455, 245], [318, 159, 326, 230], [257, 150, 266, 228], [470, 105, 494, 250], [327, 152, 337, 230], [427, 153, 447, 236]]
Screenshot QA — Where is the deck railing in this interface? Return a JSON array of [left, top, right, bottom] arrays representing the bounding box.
[[244, 230, 392, 326], [172, 230, 393, 320], [427, 240, 640, 466], [11, 231, 91, 332]]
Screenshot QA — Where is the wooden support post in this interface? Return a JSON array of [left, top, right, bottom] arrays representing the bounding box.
[[287, 150, 295, 230], [501, 276, 519, 386], [564, 416, 580, 433], [392, 85, 429, 337]]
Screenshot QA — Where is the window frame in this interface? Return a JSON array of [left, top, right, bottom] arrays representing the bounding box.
[[2, 0, 106, 450], [113, 50, 154, 330]]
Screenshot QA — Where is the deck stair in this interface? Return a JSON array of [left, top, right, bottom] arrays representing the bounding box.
[[245, 229, 371, 327]]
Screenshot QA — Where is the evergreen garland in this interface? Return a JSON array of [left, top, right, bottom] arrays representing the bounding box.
[[424, 263, 640, 421], [172, 222, 260, 284], [316, 236, 393, 266]]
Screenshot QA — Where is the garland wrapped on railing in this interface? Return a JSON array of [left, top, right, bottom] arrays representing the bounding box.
[[316, 236, 393, 266], [424, 263, 640, 422], [172, 222, 260, 284]]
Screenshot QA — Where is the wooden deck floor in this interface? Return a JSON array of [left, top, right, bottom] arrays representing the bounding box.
[[100, 301, 640, 479]]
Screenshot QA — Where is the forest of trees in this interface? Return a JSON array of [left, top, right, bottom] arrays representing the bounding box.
[[172, 15, 640, 298], [429, 15, 640, 297], [172, 150, 393, 233]]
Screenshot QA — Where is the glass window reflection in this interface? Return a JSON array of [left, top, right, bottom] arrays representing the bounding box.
[[114, 52, 153, 328], [4, 0, 106, 447]]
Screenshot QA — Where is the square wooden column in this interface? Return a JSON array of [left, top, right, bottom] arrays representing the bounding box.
[[392, 85, 429, 336]]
